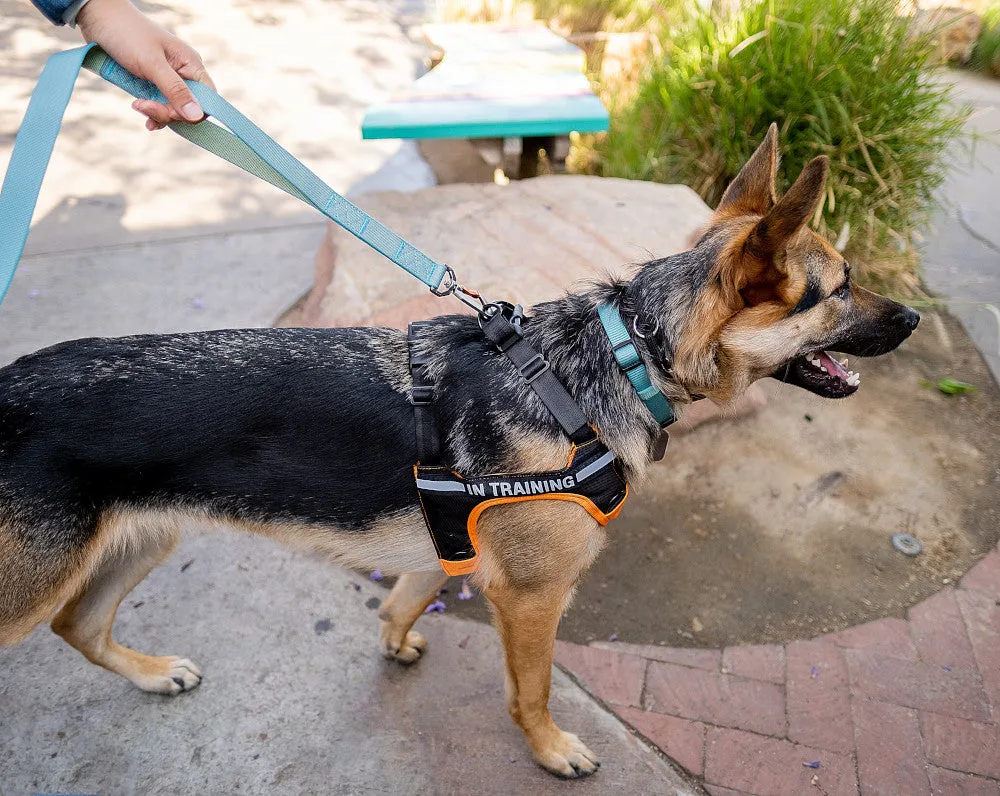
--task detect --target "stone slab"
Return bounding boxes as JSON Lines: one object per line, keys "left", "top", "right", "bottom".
{"left": 294, "top": 175, "right": 713, "bottom": 328}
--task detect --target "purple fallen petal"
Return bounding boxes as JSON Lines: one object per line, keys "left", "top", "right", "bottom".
{"left": 608, "top": 633, "right": 619, "bottom": 642}
{"left": 811, "top": 666, "right": 820, "bottom": 677}
{"left": 351, "top": 583, "right": 361, "bottom": 592}
{"left": 369, "top": 569, "right": 383, "bottom": 582}
{"left": 424, "top": 600, "right": 446, "bottom": 614}
{"left": 803, "top": 761, "right": 821, "bottom": 769}
{"left": 458, "top": 578, "right": 474, "bottom": 600}
{"left": 942, "top": 665, "right": 952, "bottom": 672}
{"left": 190, "top": 298, "right": 205, "bottom": 309}
{"left": 28, "top": 289, "right": 40, "bottom": 298}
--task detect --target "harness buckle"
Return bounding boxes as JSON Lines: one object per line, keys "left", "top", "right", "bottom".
{"left": 410, "top": 385, "right": 434, "bottom": 405}
{"left": 519, "top": 353, "right": 550, "bottom": 383}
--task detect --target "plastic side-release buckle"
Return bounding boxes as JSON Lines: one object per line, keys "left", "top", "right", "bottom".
{"left": 410, "top": 385, "right": 434, "bottom": 405}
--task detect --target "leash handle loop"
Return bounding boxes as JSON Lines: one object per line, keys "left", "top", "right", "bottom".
{"left": 0, "top": 45, "right": 451, "bottom": 306}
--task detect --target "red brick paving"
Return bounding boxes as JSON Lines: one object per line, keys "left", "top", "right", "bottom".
{"left": 722, "top": 644, "right": 786, "bottom": 684}
{"left": 852, "top": 698, "right": 929, "bottom": 795}
{"left": 920, "top": 713, "right": 1000, "bottom": 779}
{"left": 554, "top": 541, "right": 1000, "bottom": 795}
{"left": 823, "top": 617, "right": 919, "bottom": 660}
{"left": 615, "top": 706, "right": 706, "bottom": 776}
{"left": 704, "top": 727, "right": 858, "bottom": 796}
{"left": 927, "top": 766, "right": 1000, "bottom": 795}
{"left": 909, "top": 588, "right": 980, "bottom": 670}
{"left": 551, "top": 641, "right": 645, "bottom": 707}
{"left": 786, "top": 639, "right": 854, "bottom": 753}
{"left": 961, "top": 553, "right": 1000, "bottom": 598}
{"left": 644, "top": 661, "right": 786, "bottom": 736}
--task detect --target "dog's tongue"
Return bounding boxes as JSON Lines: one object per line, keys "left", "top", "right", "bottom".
{"left": 817, "top": 351, "right": 849, "bottom": 379}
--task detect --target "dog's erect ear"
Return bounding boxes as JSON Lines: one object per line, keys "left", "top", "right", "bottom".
{"left": 715, "top": 123, "right": 779, "bottom": 217}
{"left": 746, "top": 156, "right": 830, "bottom": 258}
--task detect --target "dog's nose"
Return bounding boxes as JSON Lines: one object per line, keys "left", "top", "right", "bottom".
{"left": 901, "top": 306, "right": 920, "bottom": 331}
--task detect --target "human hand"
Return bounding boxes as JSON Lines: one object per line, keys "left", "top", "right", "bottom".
{"left": 77, "top": 0, "right": 215, "bottom": 131}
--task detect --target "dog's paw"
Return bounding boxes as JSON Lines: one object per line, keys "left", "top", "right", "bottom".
{"left": 380, "top": 630, "right": 427, "bottom": 665}
{"left": 133, "top": 656, "right": 203, "bottom": 695}
{"left": 533, "top": 731, "right": 600, "bottom": 779}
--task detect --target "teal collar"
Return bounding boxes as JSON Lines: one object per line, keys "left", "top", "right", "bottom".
{"left": 597, "top": 303, "right": 675, "bottom": 428}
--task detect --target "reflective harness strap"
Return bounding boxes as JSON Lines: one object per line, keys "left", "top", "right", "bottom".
{"left": 415, "top": 438, "right": 628, "bottom": 576}
{"left": 0, "top": 45, "right": 450, "bottom": 306}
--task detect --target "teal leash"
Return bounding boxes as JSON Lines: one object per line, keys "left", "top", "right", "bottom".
{"left": 0, "top": 45, "right": 484, "bottom": 310}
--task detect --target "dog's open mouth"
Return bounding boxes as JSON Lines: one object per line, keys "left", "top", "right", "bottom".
{"left": 779, "top": 350, "right": 860, "bottom": 398}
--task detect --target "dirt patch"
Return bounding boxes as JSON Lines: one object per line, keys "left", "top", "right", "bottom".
{"left": 444, "top": 309, "right": 1000, "bottom": 647}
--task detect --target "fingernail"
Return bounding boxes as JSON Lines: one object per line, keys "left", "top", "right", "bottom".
{"left": 131, "top": 100, "right": 141, "bottom": 111}
{"left": 181, "top": 101, "right": 203, "bottom": 122}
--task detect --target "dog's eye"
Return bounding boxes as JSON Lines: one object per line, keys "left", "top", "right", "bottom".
{"left": 833, "top": 281, "right": 850, "bottom": 300}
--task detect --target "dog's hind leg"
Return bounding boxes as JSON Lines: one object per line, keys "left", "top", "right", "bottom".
{"left": 377, "top": 570, "right": 447, "bottom": 664}
{"left": 50, "top": 528, "right": 201, "bottom": 695}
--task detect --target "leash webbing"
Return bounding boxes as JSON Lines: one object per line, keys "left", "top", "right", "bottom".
{"left": 0, "top": 45, "right": 452, "bottom": 306}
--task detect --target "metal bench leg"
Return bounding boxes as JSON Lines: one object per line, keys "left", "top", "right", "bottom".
{"left": 519, "top": 135, "right": 556, "bottom": 179}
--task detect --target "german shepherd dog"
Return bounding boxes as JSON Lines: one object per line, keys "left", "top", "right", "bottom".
{"left": 0, "top": 126, "right": 917, "bottom": 777}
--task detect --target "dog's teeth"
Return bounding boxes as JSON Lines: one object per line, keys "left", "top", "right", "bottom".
{"left": 810, "top": 357, "right": 821, "bottom": 367}
{"left": 846, "top": 373, "right": 860, "bottom": 386}
{"left": 839, "top": 358, "right": 848, "bottom": 367}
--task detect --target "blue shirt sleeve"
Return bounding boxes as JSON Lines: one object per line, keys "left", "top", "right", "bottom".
{"left": 31, "top": 0, "right": 77, "bottom": 25}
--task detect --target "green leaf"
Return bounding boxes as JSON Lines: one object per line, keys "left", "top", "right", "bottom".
{"left": 933, "top": 378, "right": 978, "bottom": 395}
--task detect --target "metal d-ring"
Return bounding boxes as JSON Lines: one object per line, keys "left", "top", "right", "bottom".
{"left": 633, "top": 315, "right": 660, "bottom": 340}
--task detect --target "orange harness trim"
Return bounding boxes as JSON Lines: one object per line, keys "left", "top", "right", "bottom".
{"left": 414, "top": 438, "right": 629, "bottom": 576}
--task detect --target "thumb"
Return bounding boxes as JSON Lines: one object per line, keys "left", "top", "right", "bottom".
{"left": 147, "top": 58, "right": 204, "bottom": 122}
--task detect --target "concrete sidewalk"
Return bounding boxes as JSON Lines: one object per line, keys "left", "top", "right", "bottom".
{"left": 0, "top": 0, "right": 434, "bottom": 364}
{"left": 922, "top": 70, "right": 1000, "bottom": 383}
{"left": 0, "top": 533, "right": 697, "bottom": 795}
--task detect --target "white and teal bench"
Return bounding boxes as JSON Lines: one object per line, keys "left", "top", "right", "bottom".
{"left": 361, "top": 23, "right": 609, "bottom": 178}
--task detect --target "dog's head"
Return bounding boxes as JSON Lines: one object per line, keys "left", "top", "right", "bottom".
{"left": 666, "top": 124, "right": 919, "bottom": 402}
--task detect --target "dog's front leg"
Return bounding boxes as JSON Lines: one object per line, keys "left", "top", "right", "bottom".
{"left": 378, "top": 570, "right": 447, "bottom": 664}
{"left": 487, "top": 583, "right": 600, "bottom": 778}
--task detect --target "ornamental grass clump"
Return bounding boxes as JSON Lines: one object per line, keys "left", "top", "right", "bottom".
{"left": 589, "top": 0, "right": 970, "bottom": 292}
{"left": 972, "top": 2, "right": 1000, "bottom": 77}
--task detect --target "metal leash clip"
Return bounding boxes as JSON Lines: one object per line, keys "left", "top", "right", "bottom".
{"left": 430, "top": 265, "right": 489, "bottom": 313}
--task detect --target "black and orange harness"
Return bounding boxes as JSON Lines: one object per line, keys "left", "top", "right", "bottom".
{"left": 410, "top": 303, "right": 671, "bottom": 575}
